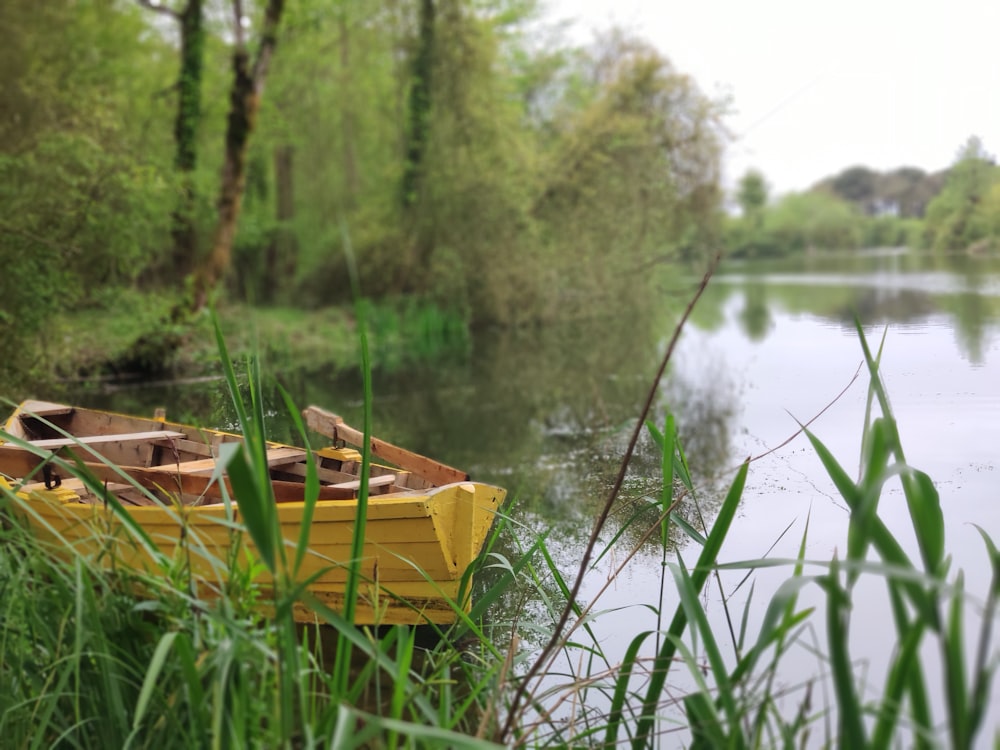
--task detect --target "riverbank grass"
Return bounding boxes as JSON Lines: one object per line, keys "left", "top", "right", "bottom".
{"left": 1, "top": 322, "right": 998, "bottom": 747}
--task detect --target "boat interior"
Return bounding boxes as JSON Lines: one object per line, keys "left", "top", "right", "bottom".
{"left": 1, "top": 400, "right": 436, "bottom": 507}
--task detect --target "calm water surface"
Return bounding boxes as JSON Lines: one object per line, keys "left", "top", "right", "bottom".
{"left": 61, "top": 249, "right": 1000, "bottom": 736}
{"left": 586, "top": 250, "right": 1000, "bottom": 730}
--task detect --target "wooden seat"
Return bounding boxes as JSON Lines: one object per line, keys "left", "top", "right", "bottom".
{"left": 16, "top": 400, "right": 74, "bottom": 418}
{"left": 328, "top": 474, "right": 397, "bottom": 491}
{"left": 164, "top": 446, "right": 308, "bottom": 476}
{"left": 28, "top": 431, "right": 186, "bottom": 450}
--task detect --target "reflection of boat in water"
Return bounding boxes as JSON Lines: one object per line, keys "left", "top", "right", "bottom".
{"left": 0, "top": 400, "right": 506, "bottom": 625}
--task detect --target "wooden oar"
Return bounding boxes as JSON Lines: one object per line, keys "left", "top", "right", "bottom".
{"left": 302, "top": 406, "right": 469, "bottom": 486}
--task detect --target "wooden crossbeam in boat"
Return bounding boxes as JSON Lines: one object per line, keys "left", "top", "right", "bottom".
{"left": 28, "top": 431, "right": 186, "bottom": 449}
{"left": 302, "top": 406, "right": 469, "bottom": 486}
{"left": 267, "top": 459, "right": 387, "bottom": 485}
{"left": 327, "top": 474, "right": 398, "bottom": 491}
{"left": 17, "top": 476, "right": 156, "bottom": 505}
{"left": 163, "top": 446, "right": 308, "bottom": 476}
{"left": 150, "top": 437, "right": 225, "bottom": 457}
{"left": 15, "top": 400, "right": 74, "bottom": 418}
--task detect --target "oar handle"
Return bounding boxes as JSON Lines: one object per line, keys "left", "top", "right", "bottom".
{"left": 302, "top": 406, "right": 469, "bottom": 486}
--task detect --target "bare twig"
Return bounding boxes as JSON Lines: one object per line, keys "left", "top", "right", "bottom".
{"left": 500, "top": 255, "right": 720, "bottom": 742}
{"left": 136, "top": 0, "right": 181, "bottom": 20}
{"left": 746, "top": 361, "right": 863, "bottom": 467}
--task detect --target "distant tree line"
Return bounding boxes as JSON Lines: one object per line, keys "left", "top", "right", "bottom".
{"left": 726, "top": 135, "right": 1000, "bottom": 258}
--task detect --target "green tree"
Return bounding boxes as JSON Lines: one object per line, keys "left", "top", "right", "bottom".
{"left": 526, "top": 30, "right": 724, "bottom": 315}
{"left": 0, "top": 0, "right": 175, "bottom": 383}
{"left": 736, "top": 169, "right": 768, "bottom": 215}
{"left": 765, "top": 191, "right": 861, "bottom": 252}
{"left": 924, "top": 136, "right": 1000, "bottom": 251}
{"left": 728, "top": 169, "right": 779, "bottom": 258}
{"left": 826, "top": 165, "right": 878, "bottom": 213}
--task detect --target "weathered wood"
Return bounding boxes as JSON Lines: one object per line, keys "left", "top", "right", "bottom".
{"left": 2, "top": 444, "right": 398, "bottom": 505}
{"left": 13, "top": 400, "right": 74, "bottom": 418}
{"left": 4, "top": 398, "right": 507, "bottom": 626}
{"left": 302, "top": 406, "right": 469, "bottom": 486}
{"left": 151, "top": 436, "right": 237, "bottom": 458}
{"left": 270, "top": 460, "right": 364, "bottom": 485}
{"left": 28, "top": 431, "right": 186, "bottom": 449}
{"left": 328, "top": 474, "right": 397, "bottom": 491}
{"left": 160, "top": 446, "right": 306, "bottom": 476}
{"left": 2, "top": 454, "right": 359, "bottom": 504}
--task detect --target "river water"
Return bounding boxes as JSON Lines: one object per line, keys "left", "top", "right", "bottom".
{"left": 62, "top": 248, "right": 1000, "bottom": 739}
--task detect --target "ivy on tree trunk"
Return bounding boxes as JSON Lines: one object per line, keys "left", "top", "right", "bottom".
{"left": 172, "top": 0, "right": 204, "bottom": 277}
{"left": 401, "top": 0, "right": 435, "bottom": 210}
{"left": 137, "top": 0, "right": 205, "bottom": 279}
{"left": 192, "top": 0, "right": 286, "bottom": 311}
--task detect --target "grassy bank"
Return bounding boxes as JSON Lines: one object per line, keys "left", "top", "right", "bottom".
{"left": 2, "top": 319, "right": 998, "bottom": 747}
{"left": 37, "top": 290, "right": 469, "bottom": 390}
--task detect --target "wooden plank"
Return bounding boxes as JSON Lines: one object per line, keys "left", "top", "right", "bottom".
{"left": 151, "top": 437, "right": 216, "bottom": 457}
{"left": 302, "top": 406, "right": 469, "bottom": 487}
{"left": 52, "top": 461, "right": 358, "bottom": 503}
{"left": 29, "top": 431, "right": 186, "bottom": 449}
{"left": 0, "top": 445, "right": 53, "bottom": 478}
{"left": 328, "top": 474, "right": 397, "bottom": 491}
{"left": 15, "top": 400, "right": 75, "bottom": 417}
{"left": 270, "top": 461, "right": 360, "bottom": 484}
{"left": 19, "top": 477, "right": 89, "bottom": 494}
{"left": 264, "top": 446, "right": 309, "bottom": 467}
{"left": 164, "top": 447, "right": 307, "bottom": 476}
{"left": 72, "top": 411, "right": 171, "bottom": 438}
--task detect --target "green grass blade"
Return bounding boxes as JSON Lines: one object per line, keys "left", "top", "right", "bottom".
{"left": 632, "top": 460, "right": 748, "bottom": 749}
{"left": 685, "top": 691, "right": 729, "bottom": 749}
{"left": 212, "top": 312, "right": 251, "bottom": 437}
{"left": 671, "top": 510, "right": 707, "bottom": 546}
{"left": 216, "top": 441, "right": 274, "bottom": 572}
{"left": 669, "top": 558, "right": 741, "bottom": 733}
{"left": 849, "top": 417, "right": 891, "bottom": 582}
{"left": 603, "top": 630, "right": 655, "bottom": 749}
{"left": 465, "top": 534, "right": 549, "bottom": 629}
{"left": 871, "top": 611, "right": 925, "bottom": 749}
{"left": 944, "top": 571, "right": 969, "bottom": 749}
{"left": 277, "top": 385, "right": 320, "bottom": 577}
{"left": 729, "top": 576, "right": 814, "bottom": 685}
{"left": 806, "top": 428, "right": 937, "bottom": 625}
{"left": 819, "top": 557, "right": 866, "bottom": 747}
{"left": 968, "top": 525, "right": 1000, "bottom": 741}
{"left": 903, "top": 469, "right": 945, "bottom": 576}
{"left": 130, "top": 631, "right": 179, "bottom": 735}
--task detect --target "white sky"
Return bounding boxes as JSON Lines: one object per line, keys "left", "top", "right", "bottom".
{"left": 544, "top": 0, "right": 1000, "bottom": 195}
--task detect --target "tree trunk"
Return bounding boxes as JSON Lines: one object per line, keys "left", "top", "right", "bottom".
{"left": 192, "top": 0, "right": 286, "bottom": 311}
{"left": 170, "top": 0, "right": 204, "bottom": 277}
{"left": 265, "top": 143, "right": 296, "bottom": 303}
{"left": 400, "top": 0, "right": 434, "bottom": 210}
{"left": 137, "top": 0, "right": 205, "bottom": 281}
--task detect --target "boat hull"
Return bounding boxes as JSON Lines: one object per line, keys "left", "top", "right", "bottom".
{"left": 1, "top": 401, "right": 505, "bottom": 625}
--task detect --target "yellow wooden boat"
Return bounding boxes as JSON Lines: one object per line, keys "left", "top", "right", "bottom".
{"left": 0, "top": 400, "right": 505, "bottom": 625}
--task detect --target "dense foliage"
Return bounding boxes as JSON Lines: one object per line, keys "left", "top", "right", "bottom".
{"left": 923, "top": 136, "right": 1000, "bottom": 253}
{"left": 0, "top": 0, "right": 726, "bottom": 386}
